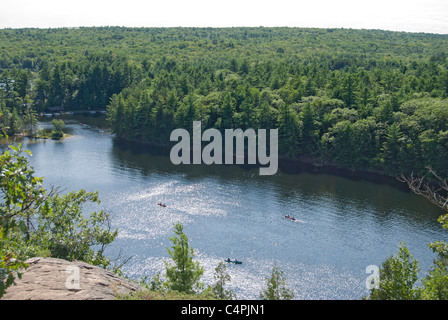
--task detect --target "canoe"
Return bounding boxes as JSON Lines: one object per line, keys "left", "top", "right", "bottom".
{"left": 224, "top": 259, "right": 242, "bottom": 265}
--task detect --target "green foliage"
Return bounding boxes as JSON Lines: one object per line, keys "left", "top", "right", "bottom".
{"left": 0, "top": 249, "right": 27, "bottom": 298}
{"left": 2, "top": 26, "right": 448, "bottom": 300}
{"left": 421, "top": 258, "right": 448, "bottom": 300}
{"left": 369, "top": 242, "right": 421, "bottom": 300}
{"left": 87, "top": 27, "right": 447, "bottom": 183}
{"left": 164, "top": 222, "right": 204, "bottom": 294}
{"left": 1, "top": 27, "right": 448, "bottom": 181}
{"left": 0, "top": 144, "right": 118, "bottom": 297}
{"left": 23, "top": 104, "right": 38, "bottom": 136}
{"left": 277, "top": 102, "right": 301, "bottom": 157}
{"left": 32, "top": 190, "right": 118, "bottom": 268}
{"left": 0, "top": 145, "right": 43, "bottom": 296}
{"left": 259, "top": 263, "right": 294, "bottom": 300}
{"left": 381, "top": 122, "right": 404, "bottom": 173}
{"left": 0, "top": 145, "right": 46, "bottom": 239}
{"left": 147, "top": 224, "right": 236, "bottom": 299}
{"left": 51, "top": 119, "right": 65, "bottom": 139}
{"left": 422, "top": 214, "right": 448, "bottom": 299}
{"left": 369, "top": 224, "right": 448, "bottom": 300}
{"left": 211, "top": 262, "right": 236, "bottom": 300}
{"left": 116, "top": 288, "right": 216, "bottom": 300}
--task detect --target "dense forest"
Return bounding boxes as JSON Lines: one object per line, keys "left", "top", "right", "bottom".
{"left": 1, "top": 26, "right": 448, "bottom": 187}
{"left": 1, "top": 26, "right": 448, "bottom": 301}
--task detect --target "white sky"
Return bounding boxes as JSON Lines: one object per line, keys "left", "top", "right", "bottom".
{"left": 0, "top": 0, "right": 447, "bottom": 34}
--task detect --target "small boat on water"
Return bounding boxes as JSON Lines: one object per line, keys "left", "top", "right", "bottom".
{"left": 285, "top": 215, "right": 296, "bottom": 221}
{"left": 224, "top": 258, "right": 242, "bottom": 265}
{"left": 157, "top": 202, "right": 167, "bottom": 207}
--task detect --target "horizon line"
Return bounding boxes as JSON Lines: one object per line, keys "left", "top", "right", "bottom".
{"left": 0, "top": 25, "right": 447, "bottom": 36}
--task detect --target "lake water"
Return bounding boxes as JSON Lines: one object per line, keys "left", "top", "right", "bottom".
{"left": 2, "top": 115, "right": 447, "bottom": 300}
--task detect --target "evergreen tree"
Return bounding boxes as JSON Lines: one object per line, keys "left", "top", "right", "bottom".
{"left": 341, "top": 74, "right": 357, "bottom": 108}
{"left": 175, "top": 94, "right": 198, "bottom": 132}
{"left": 260, "top": 263, "right": 294, "bottom": 300}
{"left": 164, "top": 223, "right": 204, "bottom": 294}
{"left": 23, "top": 105, "right": 37, "bottom": 136}
{"left": 300, "top": 102, "right": 317, "bottom": 154}
{"left": 211, "top": 262, "right": 236, "bottom": 300}
{"left": 382, "top": 122, "right": 403, "bottom": 172}
{"left": 220, "top": 92, "right": 235, "bottom": 131}
{"left": 277, "top": 102, "right": 300, "bottom": 157}
{"left": 368, "top": 242, "right": 421, "bottom": 300}
{"left": 257, "top": 100, "right": 274, "bottom": 130}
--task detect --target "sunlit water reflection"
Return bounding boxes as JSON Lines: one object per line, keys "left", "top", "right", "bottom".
{"left": 2, "top": 116, "right": 446, "bottom": 299}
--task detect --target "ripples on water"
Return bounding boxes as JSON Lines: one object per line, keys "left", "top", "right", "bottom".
{"left": 2, "top": 118, "right": 447, "bottom": 300}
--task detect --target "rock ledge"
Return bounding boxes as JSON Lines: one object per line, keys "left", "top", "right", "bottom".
{"left": 2, "top": 257, "right": 142, "bottom": 300}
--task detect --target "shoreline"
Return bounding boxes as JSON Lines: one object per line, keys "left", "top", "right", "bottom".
{"left": 6, "top": 132, "right": 70, "bottom": 141}
{"left": 0, "top": 126, "right": 412, "bottom": 195}
{"left": 113, "top": 135, "right": 408, "bottom": 192}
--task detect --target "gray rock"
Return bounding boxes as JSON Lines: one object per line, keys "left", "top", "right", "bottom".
{"left": 2, "top": 257, "right": 142, "bottom": 300}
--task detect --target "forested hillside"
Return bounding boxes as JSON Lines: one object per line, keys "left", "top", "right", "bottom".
{"left": 1, "top": 27, "right": 448, "bottom": 183}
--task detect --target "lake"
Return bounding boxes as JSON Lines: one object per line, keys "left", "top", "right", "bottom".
{"left": 2, "top": 115, "right": 447, "bottom": 300}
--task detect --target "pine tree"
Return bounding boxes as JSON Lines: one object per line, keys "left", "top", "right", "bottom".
{"left": 300, "top": 102, "right": 316, "bottom": 154}
{"left": 175, "top": 94, "right": 198, "bottom": 132}
{"left": 220, "top": 92, "right": 235, "bottom": 131}
{"left": 260, "top": 263, "right": 294, "bottom": 300}
{"left": 164, "top": 223, "right": 204, "bottom": 294}
{"left": 341, "top": 74, "right": 357, "bottom": 108}
{"left": 211, "top": 262, "right": 236, "bottom": 299}
{"left": 382, "top": 122, "right": 403, "bottom": 172}
{"left": 23, "top": 105, "right": 37, "bottom": 136}
{"left": 277, "top": 102, "right": 300, "bottom": 157}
